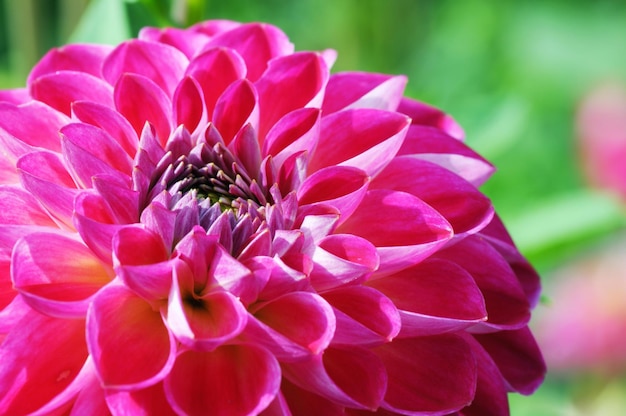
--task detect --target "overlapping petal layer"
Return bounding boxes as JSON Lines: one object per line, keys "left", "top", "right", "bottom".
{"left": 0, "top": 19, "right": 544, "bottom": 415}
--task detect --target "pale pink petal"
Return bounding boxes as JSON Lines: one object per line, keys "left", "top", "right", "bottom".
{"left": 323, "top": 72, "right": 407, "bottom": 114}
{"left": 103, "top": 39, "right": 188, "bottom": 96}
{"left": 12, "top": 232, "right": 111, "bottom": 318}
{"left": 375, "top": 335, "right": 476, "bottom": 415}
{"left": 30, "top": 71, "right": 114, "bottom": 116}
{"left": 337, "top": 189, "right": 453, "bottom": 275}
{"left": 87, "top": 284, "right": 176, "bottom": 389}
{"left": 114, "top": 73, "right": 173, "bottom": 146}
{"left": 368, "top": 259, "right": 487, "bottom": 336}
{"left": 282, "top": 346, "right": 387, "bottom": 410}
{"left": 308, "top": 108, "right": 409, "bottom": 177}
{"left": 164, "top": 345, "right": 281, "bottom": 416}
{"left": 256, "top": 52, "right": 328, "bottom": 138}
{"left": 323, "top": 285, "right": 401, "bottom": 346}
{"left": 0, "top": 88, "right": 29, "bottom": 104}
{"left": 205, "top": 22, "right": 294, "bottom": 82}
{"left": 309, "top": 234, "right": 379, "bottom": 291}
{"left": 473, "top": 328, "right": 546, "bottom": 395}
{"left": 0, "top": 310, "right": 87, "bottom": 415}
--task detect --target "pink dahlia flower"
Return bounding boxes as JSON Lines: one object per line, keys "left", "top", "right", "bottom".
{"left": 0, "top": 20, "right": 544, "bottom": 415}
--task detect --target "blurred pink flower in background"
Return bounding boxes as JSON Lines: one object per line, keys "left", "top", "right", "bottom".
{"left": 536, "top": 236, "right": 626, "bottom": 374}
{"left": 577, "top": 81, "right": 626, "bottom": 199}
{"left": 0, "top": 20, "right": 545, "bottom": 415}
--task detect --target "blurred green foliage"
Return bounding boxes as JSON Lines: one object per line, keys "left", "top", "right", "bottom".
{"left": 2, "top": 1, "right": 626, "bottom": 413}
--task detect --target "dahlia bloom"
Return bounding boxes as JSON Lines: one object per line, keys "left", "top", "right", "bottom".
{"left": 0, "top": 20, "right": 545, "bottom": 415}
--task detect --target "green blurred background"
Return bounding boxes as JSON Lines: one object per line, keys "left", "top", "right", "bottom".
{"left": 2, "top": 0, "right": 626, "bottom": 414}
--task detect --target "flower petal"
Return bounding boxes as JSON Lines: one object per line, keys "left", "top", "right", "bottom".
{"left": 435, "top": 236, "right": 530, "bottom": 331}
{"left": 282, "top": 346, "right": 387, "bottom": 410}
{"left": 323, "top": 72, "right": 407, "bottom": 114}
{"left": 173, "top": 76, "right": 205, "bottom": 135}
{"left": 213, "top": 79, "right": 258, "bottom": 145}
{"left": 256, "top": 52, "right": 328, "bottom": 138}
{"left": 245, "top": 291, "right": 335, "bottom": 360}
{"left": 323, "top": 285, "right": 400, "bottom": 346}
{"left": 12, "top": 232, "right": 111, "bottom": 318}
{"left": 398, "top": 97, "right": 464, "bottom": 140}
{"left": 0, "top": 101, "right": 68, "bottom": 152}
{"left": 375, "top": 335, "right": 476, "bottom": 415}
{"left": 27, "top": 44, "right": 112, "bottom": 84}
{"left": 30, "top": 71, "right": 113, "bottom": 116}
{"left": 368, "top": 259, "right": 487, "bottom": 336}
{"left": 103, "top": 39, "right": 188, "bottom": 97}
{"left": 114, "top": 73, "right": 173, "bottom": 146}
{"left": 106, "top": 382, "right": 177, "bottom": 416}
{"left": 263, "top": 107, "right": 320, "bottom": 169}
{"left": 337, "top": 189, "right": 453, "bottom": 275}
{"left": 309, "top": 234, "right": 379, "bottom": 291}
{"left": 473, "top": 327, "right": 546, "bottom": 395}
{"left": 309, "top": 108, "right": 409, "bottom": 177}
{"left": 87, "top": 284, "right": 176, "bottom": 389}
{"left": 206, "top": 22, "right": 294, "bottom": 82}
{"left": 164, "top": 345, "right": 281, "bottom": 416}
{"left": 0, "top": 185, "right": 55, "bottom": 226}
{"left": 0, "top": 310, "right": 87, "bottom": 415}
{"left": 371, "top": 156, "right": 494, "bottom": 235}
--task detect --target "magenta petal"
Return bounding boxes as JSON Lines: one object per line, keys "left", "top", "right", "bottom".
{"left": 309, "top": 108, "right": 410, "bottom": 177}
{"left": 164, "top": 345, "right": 281, "bottom": 416}
{"left": 30, "top": 71, "right": 113, "bottom": 116}
{"left": 0, "top": 310, "right": 87, "bottom": 415}
{"left": 280, "top": 379, "right": 345, "bottom": 416}
{"left": 61, "top": 123, "right": 133, "bottom": 175}
{"left": 368, "top": 259, "right": 487, "bottom": 336}
{"left": 87, "top": 284, "right": 175, "bottom": 389}
{"left": 27, "top": 44, "right": 113, "bottom": 84}
{"left": 372, "top": 156, "right": 494, "bottom": 235}
{"left": 103, "top": 39, "right": 188, "bottom": 96}
{"left": 282, "top": 346, "right": 387, "bottom": 410}
{"left": 114, "top": 73, "right": 173, "bottom": 146}
{"left": 398, "top": 97, "right": 465, "bottom": 140}
{"left": 323, "top": 286, "right": 401, "bottom": 346}
{"left": 74, "top": 192, "right": 123, "bottom": 265}
{"left": 323, "top": 72, "right": 407, "bottom": 114}
{"left": 298, "top": 166, "right": 369, "bottom": 226}
{"left": 436, "top": 236, "right": 530, "bottom": 330}
{"left": 12, "top": 232, "right": 111, "bottom": 318}
{"left": 0, "top": 185, "right": 55, "bottom": 226}
{"left": 263, "top": 107, "right": 320, "bottom": 169}
{"left": 473, "top": 327, "right": 546, "bottom": 395}
{"left": 106, "top": 382, "right": 177, "bottom": 416}
{"left": 173, "top": 76, "right": 205, "bottom": 134}
{"left": 213, "top": 79, "right": 258, "bottom": 145}
{"left": 71, "top": 100, "right": 138, "bottom": 156}
{"left": 206, "top": 22, "right": 294, "bottom": 82}
{"left": 0, "top": 101, "right": 68, "bottom": 151}
{"left": 93, "top": 176, "right": 139, "bottom": 224}
{"left": 167, "top": 261, "right": 247, "bottom": 350}
{"left": 248, "top": 291, "right": 335, "bottom": 359}
{"left": 17, "top": 150, "right": 77, "bottom": 228}
{"left": 375, "top": 335, "right": 477, "bottom": 415}
{"left": 337, "top": 189, "right": 453, "bottom": 275}
{"left": 185, "top": 47, "right": 246, "bottom": 117}
{"left": 0, "top": 88, "right": 29, "bottom": 104}
{"left": 256, "top": 52, "right": 328, "bottom": 138}
{"left": 310, "top": 234, "right": 379, "bottom": 291}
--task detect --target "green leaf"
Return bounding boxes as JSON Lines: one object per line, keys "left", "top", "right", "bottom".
{"left": 69, "top": 0, "right": 132, "bottom": 44}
